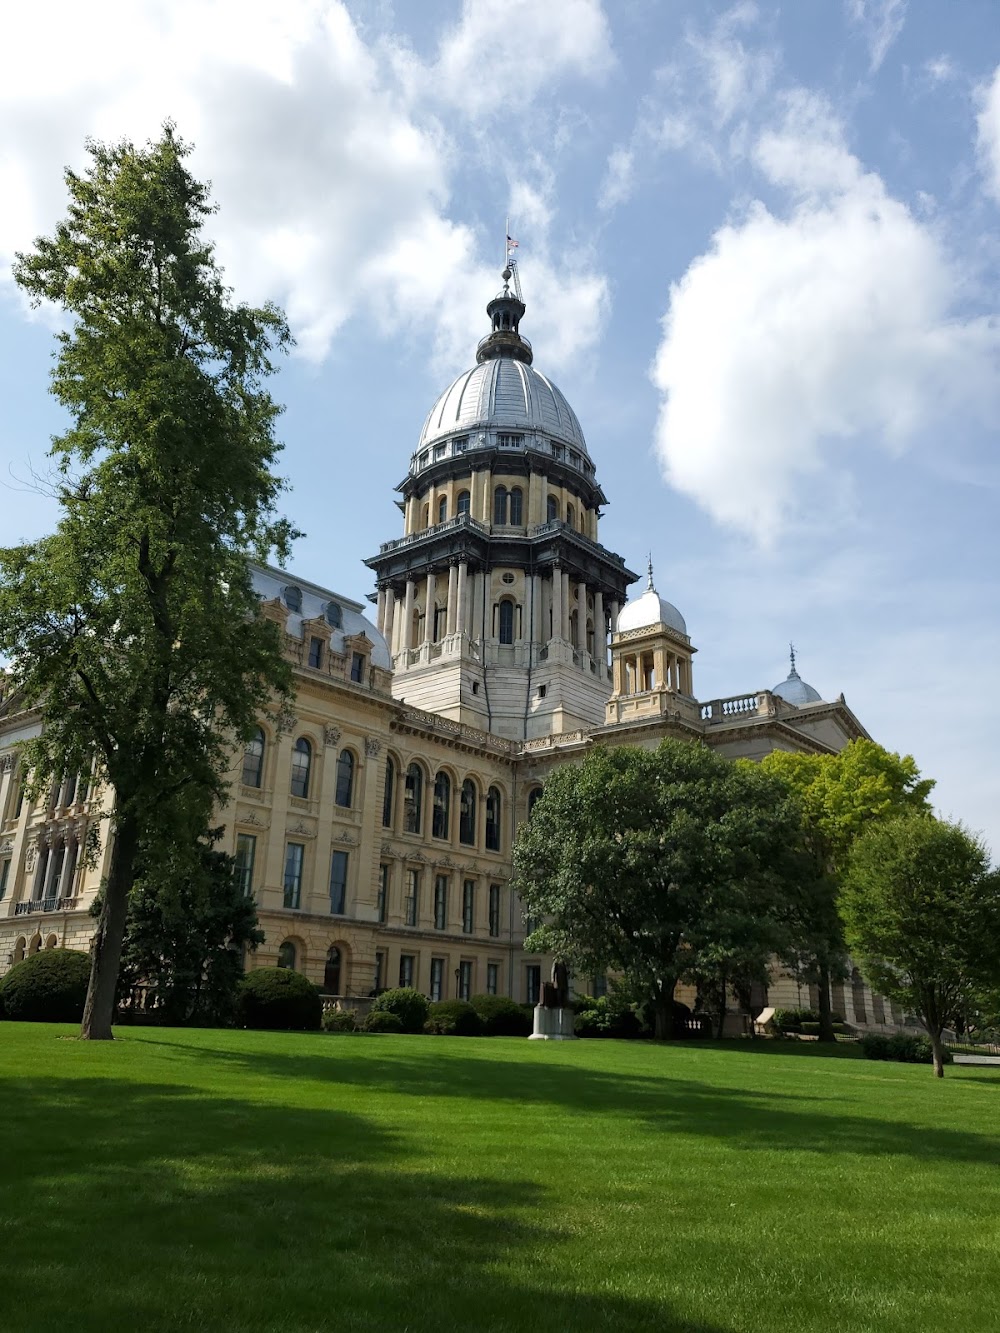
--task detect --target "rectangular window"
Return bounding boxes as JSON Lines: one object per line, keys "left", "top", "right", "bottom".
{"left": 454, "top": 436, "right": 468, "bottom": 453}
{"left": 377, "top": 864, "right": 389, "bottom": 923}
{"left": 486, "top": 962, "right": 499, "bottom": 996}
{"left": 526, "top": 964, "right": 541, "bottom": 1007}
{"left": 329, "top": 850, "right": 349, "bottom": 915}
{"left": 283, "top": 842, "right": 304, "bottom": 910}
{"left": 399, "top": 953, "right": 415, "bottom": 988}
{"left": 405, "top": 869, "right": 420, "bottom": 927}
{"left": 497, "top": 433, "right": 523, "bottom": 448}
{"left": 433, "top": 443, "right": 446, "bottom": 460}
{"left": 350, "top": 652, "right": 365, "bottom": 683}
{"left": 462, "top": 879, "right": 475, "bottom": 935}
{"left": 234, "top": 834, "right": 256, "bottom": 897}
{"left": 430, "top": 957, "right": 444, "bottom": 1002}
{"left": 0, "top": 859, "right": 10, "bottom": 902}
{"left": 459, "top": 960, "right": 472, "bottom": 1001}
{"left": 308, "top": 636, "right": 323, "bottom": 669}
{"left": 433, "top": 874, "right": 448, "bottom": 930}
{"left": 592, "top": 974, "right": 608, "bottom": 999}
{"left": 489, "top": 884, "right": 501, "bottom": 938}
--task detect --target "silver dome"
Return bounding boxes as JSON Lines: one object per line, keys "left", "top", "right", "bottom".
{"left": 417, "top": 357, "right": 589, "bottom": 458}
{"left": 772, "top": 653, "right": 822, "bottom": 706}
{"left": 616, "top": 561, "right": 687, "bottom": 636}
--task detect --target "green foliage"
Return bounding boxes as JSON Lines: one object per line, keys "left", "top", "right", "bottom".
{"left": 236, "top": 968, "right": 321, "bottom": 1032}
{"left": 362, "top": 1010, "right": 404, "bottom": 1034}
{"left": 772, "top": 1008, "right": 819, "bottom": 1032}
{"left": 860, "top": 1032, "right": 952, "bottom": 1065}
{"left": 573, "top": 996, "right": 644, "bottom": 1039}
{"left": 1, "top": 126, "right": 296, "bottom": 1037}
{"left": 469, "top": 994, "right": 532, "bottom": 1036}
{"left": 0, "top": 949, "right": 92, "bottom": 1022}
{"left": 370, "top": 987, "right": 429, "bottom": 1034}
{"left": 842, "top": 816, "right": 1000, "bottom": 1075}
{"left": 322, "top": 1008, "right": 359, "bottom": 1034}
{"left": 113, "top": 829, "right": 264, "bottom": 1026}
{"left": 425, "top": 1000, "right": 482, "bottom": 1036}
{"left": 513, "top": 739, "right": 805, "bottom": 1039}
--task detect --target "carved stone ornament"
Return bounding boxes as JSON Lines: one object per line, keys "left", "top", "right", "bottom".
{"left": 324, "top": 726, "right": 342, "bottom": 748}
{"left": 289, "top": 820, "right": 317, "bottom": 839}
{"left": 25, "top": 845, "right": 37, "bottom": 874}
{"left": 0, "top": 840, "right": 13, "bottom": 857}
{"left": 338, "top": 831, "right": 356, "bottom": 845}
{"left": 380, "top": 842, "right": 393, "bottom": 856}
{"left": 276, "top": 707, "right": 297, "bottom": 736}
{"left": 0, "top": 754, "right": 14, "bottom": 774}
{"left": 364, "top": 736, "right": 381, "bottom": 758}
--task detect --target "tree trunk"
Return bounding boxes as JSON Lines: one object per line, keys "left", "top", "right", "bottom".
{"left": 80, "top": 811, "right": 140, "bottom": 1040}
{"left": 929, "top": 1028, "right": 946, "bottom": 1078}
{"left": 652, "top": 978, "right": 676, "bottom": 1041}
{"left": 817, "top": 962, "right": 836, "bottom": 1043}
{"left": 715, "top": 975, "right": 727, "bottom": 1040}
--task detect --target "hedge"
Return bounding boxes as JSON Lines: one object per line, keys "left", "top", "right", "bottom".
{"left": 860, "top": 1031, "right": 951, "bottom": 1065}
{"left": 470, "top": 994, "right": 532, "bottom": 1037}
{"left": 363, "top": 1010, "right": 404, "bottom": 1034}
{"left": 369, "top": 987, "right": 429, "bottom": 1033}
{"left": 425, "top": 1000, "right": 482, "bottom": 1036}
{"left": 322, "top": 1008, "right": 358, "bottom": 1034}
{"left": 237, "top": 968, "right": 322, "bottom": 1031}
{"left": 0, "top": 949, "right": 91, "bottom": 1022}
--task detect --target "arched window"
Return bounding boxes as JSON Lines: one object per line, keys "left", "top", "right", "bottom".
{"left": 13, "top": 936, "right": 26, "bottom": 965}
{"left": 498, "top": 600, "right": 515, "bottom": 645}
{"left": 509, "top": 488, "right": 523, "bottom": 525}
{"left": 283, "top": 585, "right": 302, "bottom": 613}
{"left": 457, "top": 490, "right": 470, "bottom": 515}
{"left": 324, "top": 946, "right": 342, "bottom": 994}
{"left": 547, "top": 495, "right": 558, "bottom": 522}
{"left": 383, "top": 757, "right": 395, "bottom": 828}
{"left": 326, "top": 601, "right": 343, "bottom": 628}
{"left": 527, "top": 786, "right": 544, "bottom": 815}
{"left": 437, "top": 495, "right": 447, "bottom": 524}
{"left": 485, "top": 786, "right": 502, "bottom": 852}
{"left": 404, "top": 764, "right": 423, "bottom": 834}
{"left": 277, "top": 941, "right": 297, "bottom": 970}
{"left": 45, "top": 934, "right": 58, "bottom": 950}
{"left": 335, "top": 750, "right": 354, "bottom": 808}
{"left": 242, "top": 728, "right": 265, "bottom": 788}
{"left": 459, "top": 779, "right": 477, "bottom": 845}
{"left": 422, "top": 504, "right": 429, "bottom": 529}
{"left": 493, "top": 486, "right": 508, "bottom": 525}
{"left": 290, "top": 738, "right": 311, "bottom": 799}
{"left": 432, "top": 771, "right": 451, "bottom": 840}
{"left": 566, "top": 503, "right": 575, "bottom": 528}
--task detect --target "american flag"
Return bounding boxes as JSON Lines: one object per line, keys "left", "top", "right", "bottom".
{"left": 506, "top": 235, "right": 519, "bottom": 250}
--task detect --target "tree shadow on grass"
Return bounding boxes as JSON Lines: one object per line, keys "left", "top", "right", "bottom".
{"left": 0, "top": 1076, "right": 724, "bottom": 1333}
{"left": 136, "top": 1034, "right": 1000, "bottom": 1170}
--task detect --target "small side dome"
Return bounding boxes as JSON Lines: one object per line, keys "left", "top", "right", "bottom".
{"left": 772, "top": 646, "right": 822, "bottom": 705}
{"left": 616, "top": 559, "right": 687, "bottom": 636}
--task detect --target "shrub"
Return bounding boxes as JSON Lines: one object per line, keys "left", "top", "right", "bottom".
{"left": 369, "top": 987, "right": 429, "bottom": 1034}
{"left": 860, "top": 1031, "right": 952, "bottom": 1064}
{"left": 425, "top": 1000, "right": 482, "bottom": 1036}
{"left": 573, "top": 996, "right": 643, "bottom": 1039}
{"left": 236, "top": 968, "right": 322, "bottom": 1031}
{"left": 772, "top": 1007, "right": 820, "bottom": 1033}
{"left": 322, "top": 1007, "right": 358, "bottom": 1034}
{"left": 0, "top": 949, "right": 91, "bottom": 1022}
{"left": 470, "top": 994, "right": 532, "bottom": 1037}
{"left": 363, "top": 1010, "right": 404, "bottom": 1034}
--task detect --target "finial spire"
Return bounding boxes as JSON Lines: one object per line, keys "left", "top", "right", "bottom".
{"left": 647, "top": 554, "right": 655, "bottom": 591}
{"left": 789, "top": 641, "right": 799, "bottom": 677}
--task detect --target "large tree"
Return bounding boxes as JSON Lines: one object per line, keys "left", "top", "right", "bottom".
{"left": 761, "top": 740, "right": 934, "bottom": 1040}
{"left": 0, "top": 127, "right": 295, "bottom": 1038}
{"left": 841, "top": 816, "right": 1000, "bottom": 1076}
{"left": 511, "top": 739, "right": 805, "bottom": 1039}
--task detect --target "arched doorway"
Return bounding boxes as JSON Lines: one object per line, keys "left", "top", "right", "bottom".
{"left": 324, "top": 946, "right": 343, "bottom": 995}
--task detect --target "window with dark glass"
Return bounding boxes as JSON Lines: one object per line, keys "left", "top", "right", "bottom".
{"left": 485, "top": 787, "right": 501, "bottom": 851}
{"left": 375, "top": 951, "right": 385, "bottom": 991}
{"left": 430, "top": 957, "right": 444, "bottom": 1002}
{"left": 459, "top": 960, "right": 472, "bottom": 1001}
{"left": 489, "top": 884, "right": 501, "bottom": 938}
{"left": 329, "top": 850, "right": 349, "bottom": 914}
{"left": 290, "top": 738, "right": 311, "bottom": 799}
{"left": 377, "top": 864, "right": 389, "bottom": 923}
{"left": 493, "top": 486, "right": 508, "bottom": 525}
{"left": 0, "top": 859, "right": 10, "bottom": 902}
{"left": 509, "top": 487, "right": 523, "bottom": 525}
{"left": 326, "top": 600, "right": 343, "bottom": 628}
{"left": 526, "top": 964, "right": 541, "bottom": 1007}
{"left": 462, "top": 880, "right": 475, "bottom": 934}
{"left": 437, "top": 495, "right": 447, "bottom": 523}
{"left": 432, "top": 771, "right": 451, "bottom": 839}
{"left": 399, "top": 954, "right": 415, "bottom": 988}
{"left": 457, "top": 490, "right": 470, "bottom": 514}
{"left": 283, "top": 843, "right": 304, "bottom": 909}
{"left": 324, "top": 946, "right": 342, "bottom": 994}
{"left": 234, "top": 834, "right": 256, "bottom": 897}
{"left": 308, "top": 636, "right": 323, "bottom": 669}
{"left": 433, "top": 875, "right": 448, "bottom": 930}
{"left": 550, "top": 442, "right": 564, "bottom": 460}
{"left": 486, "top": 962, "right": 499, "bottom": 995}
{"left": 566, "top": 503, "right": 575, "bottom": 527}
{"left": 335, "top": 750, "right": 354, "bottom": 808}
{"left": 498, "top": 433, "right": 523, "bottom": 448}
{"left": 350, "top": 652, "right": 365, "bottom": 683}
{"left": 242, "top": 728, "right": 265, "bottom": 788}
{"left": 592, "top": 974, "right": 608, "bottom": 999}
{"left": 405, "top": 869, "right": 420, "bottom": 926}
{"left": 498, "top": 601, "right": 515, "bottom": 645}
{"left": 459, "top": 780, "right": 476, "bottom": 845}
{"left": 277, "top": 940, "right": 297, "bottom": 970}
{"left": 383, "top": 758, "right": 395, "bottom": 828}
{"left": 404, "top": 764, "right": 423, "bottom": 833}
{"left": 546, "top": 495, "right": 558, "bottom": 522}
{"left": 283, "top": 585, "right": 302, "bottom": 613}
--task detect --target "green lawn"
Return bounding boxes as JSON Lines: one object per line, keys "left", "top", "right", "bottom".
{"left": 1, "top": 1027, "right": 998, "bottom": 1332}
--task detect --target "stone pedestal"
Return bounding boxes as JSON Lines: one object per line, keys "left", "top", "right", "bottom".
{"left": 528, "top": 1005, "right": 577, "bottom": 1040}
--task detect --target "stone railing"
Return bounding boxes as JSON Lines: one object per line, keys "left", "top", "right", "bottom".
{"left": 378, "top": 514, "right": 489, "bottom": 555}
{"left": 700, "top": 691, "right": 776, "bottom": 722}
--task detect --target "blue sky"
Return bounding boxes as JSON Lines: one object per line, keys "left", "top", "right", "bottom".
{"left": 1, "top": 0, "right": 998, "bottom": 854}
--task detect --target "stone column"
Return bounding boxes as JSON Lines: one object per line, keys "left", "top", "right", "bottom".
{"left": 383, "top": 590, "right": 395, "bottom": 651}
{"left": 561, "top": 571, "right": 571, "bottom": 641}
{"left": 402, "top": 580, "right": 416, "bottom": 652}
{"left": 424, "top": 571, "right": 437, "bottom": 646}
{"left": 58, "top": 839, "right": 78, "bottom": 900}
{"left": 376, "top": 587, "right": 387, "bottom": 634}
{"left": 593, "top": 590, "right": 605, "bottom": 665}
{"left": 456, "top": 561, "right": 469, "bottom": 636}
{"left": 446, "top": 564, "right": 458, "bottom": 635}
{"left": 576, "top": 583, "right": 587, "bottom": 653}
{"left": 610, "top": 600, "right": 620, "bottom": 636}
{"left": 531, "top": 574, "right": 542, "bottom": 643}
{"left": 550, "top": 566, "right": 562, "bottom": 644}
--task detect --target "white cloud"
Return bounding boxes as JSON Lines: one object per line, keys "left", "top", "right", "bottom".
{"left": 0, "top": 0, "right": 611, "bottom": 374}
{"left": 846, "top": 0, "right": 907, "bottom": 73}
{"left": 651, "top": 97, "right": 999, "bottom": 543}
{"left": 976, "top": 64, "right": 1000, "bottom": 202}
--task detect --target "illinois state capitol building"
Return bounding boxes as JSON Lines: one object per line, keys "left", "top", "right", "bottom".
{"left": 0, "top": 272, "right": 900, "bottom": 1028}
